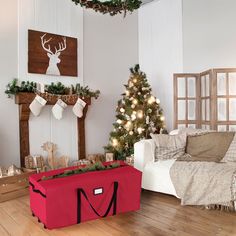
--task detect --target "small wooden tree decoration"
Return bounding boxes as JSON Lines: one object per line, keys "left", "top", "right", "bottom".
{"left": 42, "top": 142, "right": 57, "bottom": 170}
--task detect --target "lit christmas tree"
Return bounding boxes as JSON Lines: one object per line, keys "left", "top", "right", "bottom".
{"left": 105, "top": 65, "right": 165, "bottom": 160}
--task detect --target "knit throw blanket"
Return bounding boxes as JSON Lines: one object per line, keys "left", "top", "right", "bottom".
{"left": 170, "top": 161, "right": 236, "bottom": 211}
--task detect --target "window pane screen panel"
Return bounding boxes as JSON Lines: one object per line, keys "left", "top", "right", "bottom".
{"left": 188, "top": 124, "right": 196, "bottom": 128}
{"left": 178, "top": 124, "right": 186, "bottom": 129}
{"left": 205, "top": 75, "right": 210, "bottom": 96}
{"left": 218, "top": 125, "right": 227, "bottom": 131}
{"left": 178, "top": 100, "right": 186, "bottom": 120}
{"left": 201, "top": 76, "right": 205, "bottom": 97}
{"left": 201, "top": 100, "right": 206, "bottom": 120}
{"left": 229, "top": 73, "right": 236, "bottom": 95}
{"left": 217, "top": 73, "right": 226, "bottom": 96}
{"left": 202, "top": 125, "right": 210, "bottom": 130}
{"left": 187, "top": 77, "right": 196, "bottom": 98}
{"left": 188, "top": 100, "right": 196, "bottom": 120}
{"left": 229, "top": 125, "right": 236, "bottom": 131}
{"left": 205, "top": 99, "right": 210, "bottom": 121}
{"left": 177, "top": 78, "right": 186, "bottom": 98}
{"left": 217, "top": 98, "right": 227, "bottom": 121}
{"left": 229, "top": 98, "right": 236, "bottom": 120}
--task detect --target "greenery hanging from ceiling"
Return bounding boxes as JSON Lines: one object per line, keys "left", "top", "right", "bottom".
{"left": 71, "top": 0, "right": 142, "bottom": 16}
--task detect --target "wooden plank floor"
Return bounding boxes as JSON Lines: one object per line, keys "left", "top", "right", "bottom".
{"left": 0, "top": 190, "right": 236, "bottom": 236}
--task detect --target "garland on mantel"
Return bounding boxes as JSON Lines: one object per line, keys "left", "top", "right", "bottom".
{"left": 5, "top": 79, "right": 100, "bottom": 99}
{"left": 71, "top": 0, "right": 142, "bottom": 16}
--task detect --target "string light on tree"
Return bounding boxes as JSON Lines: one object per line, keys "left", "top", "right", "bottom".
{"left": 120, "top": 107, "right": 125, "bottom": 113}
{"left": 132, "top": 99, "right": 138, "bottom": 105}
{"left": 129, "top": 131, "right": 134, "bottom": 135}
{"left": 137, "top": 127, "right": 144, "bottom": 134}
{"left": 105, "top": 65, "right": 165, "bottom": 160}
{"left": 131, "top": 113, "right": 137, "bottom": 121}
{"left": 160, "top": 116, "right": 165, "bottom": 121}
{"left": 112, "top": 138, "right": 118, "bottom": 147}
{"left": 117, "top": 119, "right": 122, "bottom": 124}
{"left": 148, "top": 96, "right": 156, "bottom": 104}
{"left": 137, "top": 110, "right": 143, "bottom": 119}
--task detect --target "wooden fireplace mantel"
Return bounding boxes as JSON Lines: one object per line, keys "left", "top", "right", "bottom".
{"left": 15, "top": 93, "right": 91, "bottom": 167}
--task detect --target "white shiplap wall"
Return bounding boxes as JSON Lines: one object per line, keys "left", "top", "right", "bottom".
{"left": 18, "top": 0, "right": 83, "bottom": 160}
{"left": 138, "top": 0, "right": 183, "bottom": 131}
{"left": 0, "top": 0, "right": 138, "bottom": 167}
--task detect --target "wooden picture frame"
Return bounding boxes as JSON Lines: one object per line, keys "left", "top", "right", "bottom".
{"left": 28, "top": 29, "right": 78, "bottom": 77}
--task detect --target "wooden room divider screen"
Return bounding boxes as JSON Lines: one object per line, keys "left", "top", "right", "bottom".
{"left": 174, "top": 68, "right": 236, "bottom": 131}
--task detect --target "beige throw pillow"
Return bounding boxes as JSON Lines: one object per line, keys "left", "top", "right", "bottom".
{"left": 221, "top": 133, "right": 236, "bottom": 162}
{"left": 150, "top": 133, "right": 187, "bottom": 161}
{"left": 178, "top": 132, "right": 235, "bottom": 162}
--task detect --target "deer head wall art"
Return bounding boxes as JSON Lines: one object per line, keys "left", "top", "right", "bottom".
{"left": 40, "top": 34, "right": 67, "bottom": 76}
{"left": 28, "top": 30, "right": 78, "bottom": 77}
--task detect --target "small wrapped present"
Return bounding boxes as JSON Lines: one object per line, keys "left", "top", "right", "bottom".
{"left": 25, "top": 155, "right": 34, "bottom": 169}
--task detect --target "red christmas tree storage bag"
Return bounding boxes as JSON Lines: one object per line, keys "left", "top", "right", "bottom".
{"left": 29, "top": 162, "right": 142, "bottom": 229}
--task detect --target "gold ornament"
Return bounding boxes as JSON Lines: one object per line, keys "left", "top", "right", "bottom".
{"left": 129, "top": 131, "right": 134, "bottom": 135}
{"left": 156, "top": 98, "right": 160, "bottom": 104}
{"left": 132, "top": 99, "right": 138, "bottom": 105}
{"left": 124, "top": 121, "right": 133, "bottom": 131}
{"left": 131, "top": 104, "right": 136, "bottom": 109}
{"left": 133, "top": 78, "right": 137, "bottom": 83}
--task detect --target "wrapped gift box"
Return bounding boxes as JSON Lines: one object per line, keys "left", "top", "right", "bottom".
{"left": 29, "top": 161, "right": 142, "bottom": 229}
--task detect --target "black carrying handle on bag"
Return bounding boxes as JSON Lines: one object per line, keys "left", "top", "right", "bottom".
{"left": 29, "top": 182, "right": 46, "bottom": 198}
{"left": 77, "top": 181, "right": 118, "bottom": 224}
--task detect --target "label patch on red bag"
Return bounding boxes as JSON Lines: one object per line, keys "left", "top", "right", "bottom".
{"left": 94, "top": 187, "right": 103, "bottom": 195}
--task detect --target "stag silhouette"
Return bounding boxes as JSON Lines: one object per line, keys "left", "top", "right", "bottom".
{"left": 40, "top": 34, "right": 67, "bottom": 76}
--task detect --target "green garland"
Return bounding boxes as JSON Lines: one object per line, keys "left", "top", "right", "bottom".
{"left": 71, "top": 0, "right": 142, "bottom": 16}
{"left": 5, "top": 79, "right": 37, "bottom": 98}
{"left": 5, "top": 79, "right": 100, "bottom": 99}
{"left": 41, "top": 162, "right": 120, "bottom": 181}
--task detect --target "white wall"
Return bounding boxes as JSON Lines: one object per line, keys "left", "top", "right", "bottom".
{"left": 18, "top": 0, "right": 83, "bottom": 164}
{"left": 84, "top": 10, "right": 138, "bottom": 154}
{"left": 0, "top": 0, "right": 138, "bottom": 166}
{"left": 183, "top": 0, "right": 236, "bottom": 72}
{"left": 0, "top": 0, "right": 19, "bottom": 166}
{"left": 138, "top": 0, "right": 183, "bottom": 130}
